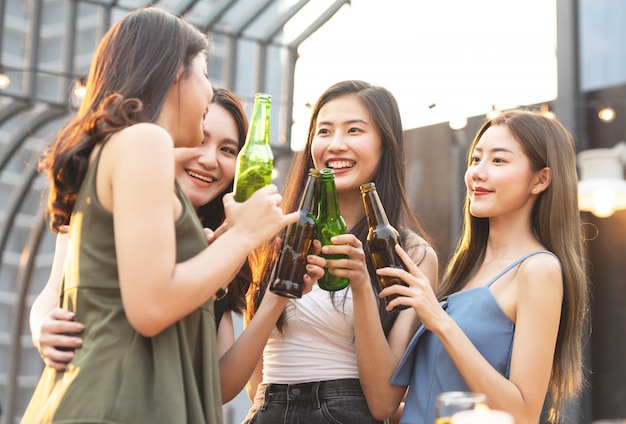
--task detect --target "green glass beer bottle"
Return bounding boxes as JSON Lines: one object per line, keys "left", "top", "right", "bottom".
{"left": 317, "top": 168, "right": 349, "bottom": 291}
{"left": 270, "top": 169, "right": 321, "bottom": 298}
{"left": 360, "top": 182, "right": 409, "bottom": 311}
{"left": 233, "top": 93, "right": 273, "bottom": 202}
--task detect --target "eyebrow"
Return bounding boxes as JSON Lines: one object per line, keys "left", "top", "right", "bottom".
{"left": 202, "top": 130, "right": 240, "bottom": 148}
{"left": 473, "top": 146, "right": 514, "bottom": 154}
{"left": 317, "top": 118, "right": 369, "bottom": 126}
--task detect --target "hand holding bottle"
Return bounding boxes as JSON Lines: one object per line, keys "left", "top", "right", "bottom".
{"left": 309, "top": 233, "right": 371, "bottom": 292}
{"left": 223, "top": 184, "right": 299, "bottom": 251}
{"left": 377, "top": 244, "right": 447, "bottom": 329}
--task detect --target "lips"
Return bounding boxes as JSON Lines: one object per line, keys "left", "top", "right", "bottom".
{"left": 472, "top": 187, "right": 492, "bottom": 195}
{"left": 326, "top": 160, "right": 355, "bottom": 169}
{"left": 187, "top": 170, "right": 214, "bottom": 183}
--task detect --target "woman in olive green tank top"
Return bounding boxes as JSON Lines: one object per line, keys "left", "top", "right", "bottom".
{"left": 22, "top": 8, "right": 298, "bottom": 424}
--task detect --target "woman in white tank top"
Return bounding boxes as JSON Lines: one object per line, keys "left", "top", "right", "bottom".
{"left": 243, "top": 80, "right": 439, "bottom": 424}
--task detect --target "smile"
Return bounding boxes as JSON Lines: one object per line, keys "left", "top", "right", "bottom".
{"left": 326, "top": 160, "right": 355, "bottom": 169}
{"left": 187, "top": 170, "right": 214, "bottom": 183}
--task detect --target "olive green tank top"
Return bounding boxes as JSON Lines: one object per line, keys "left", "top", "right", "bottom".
{"left": 22, "top": 145, "right": 222, "bottom": 423}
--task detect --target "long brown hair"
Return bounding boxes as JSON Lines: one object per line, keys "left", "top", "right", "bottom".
{"left": 246, "top": 80, "right": 434, "bottom": 336}
{"left": 439, "top": 110, "right": 588, "bottom": 422}
{"left": 40, "top": 7, "right": 210, "bottom": 232}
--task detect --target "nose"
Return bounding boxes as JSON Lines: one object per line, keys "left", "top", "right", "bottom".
{"left": 197, "top": 147, "right": 218, "bottom": 168}
{"left": 467, "top": 161, "right": 486, "bottom": 182}
{"left": 327, "top": 133, "right": 348, "bottom": 151}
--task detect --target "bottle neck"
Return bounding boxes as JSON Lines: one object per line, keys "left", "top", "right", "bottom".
{"left": 362, "top": 188, "right": 389, "bottom": 227}
{"left": 299, "top": 172, "right": 320, "bottom": 214}
{"left": 318, "top": 175, "right": 341, "bottom": 220}
{"left": 247, "top": 98, "right": 271, "bottom": 145}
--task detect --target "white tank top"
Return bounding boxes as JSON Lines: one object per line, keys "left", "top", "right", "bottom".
{"left": 262, "top": 284, "right": 359, "bottom": 384}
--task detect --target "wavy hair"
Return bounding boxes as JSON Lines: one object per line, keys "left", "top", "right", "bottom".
{"left": 40, "top": 7, "right": 210, "bottom": 232}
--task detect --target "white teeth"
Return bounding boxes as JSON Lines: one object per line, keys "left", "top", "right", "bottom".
{"left": 187, "top": 170, "right": 214, "bottom": 183}
{"left": 327, "top": 160, "right": 354, "bottom": 169}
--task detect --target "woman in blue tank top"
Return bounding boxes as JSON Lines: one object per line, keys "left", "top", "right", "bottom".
{"left": 361, "top": 110, "right": 588, "bottom": 424}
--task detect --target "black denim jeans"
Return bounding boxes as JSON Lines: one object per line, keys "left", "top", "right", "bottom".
{"left": 242, "top": 378, "right": 387, "bottom": 424}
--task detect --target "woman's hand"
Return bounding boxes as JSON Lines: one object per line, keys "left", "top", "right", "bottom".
{"left": 314, "top": 234, "right": 371, "bottom": 293}
{"left": 34, "top": 308, "right": 84, "bottom": 371}
{"left": 223, "top": 185, "right": 299, "bottom": 251}
{"left": 377, "top": 244, "right": 446, "bottom": 330}
{"left": 302, "top": 240, "right": 324, "bottom": 295}
{"left": 203, "top": 222, "right": 229, "bottom": 244}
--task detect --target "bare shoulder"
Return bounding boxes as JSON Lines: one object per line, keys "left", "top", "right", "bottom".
{"left": 104, "top": 123, "right": 173, "bottom": 161}
{"left": 517, "top": 251, "right": 563, "bottom": 297}
{"left": 108, "top": 123, "right": 171, "bottom": 149}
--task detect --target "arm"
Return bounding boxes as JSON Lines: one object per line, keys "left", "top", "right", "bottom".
{"left": 344, "top": 235, "right": 439, "bottom": 420}
{"left": 220, "top": 244, "right": 324, "bottom": 403}
{"left": 219, "top": 291, "right": 288, "bottom": 403}
{"left": 432, "top": 255, "right": 562, "bottom": 424}
{"left": 382, "top": 249, "right": 562, "bottom": 424}
{"left": 30, "top": 232, "right": 84, "bottom": 370}
{"left": 99, "top": 125, "right": 299, "bottom": 336}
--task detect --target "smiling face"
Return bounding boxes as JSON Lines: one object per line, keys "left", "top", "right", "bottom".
{"left": 174, "top": 103, "right": 240, "bottom": 208}
{"left": 310, "top": 95, "right": 382, "bottom": 194}
{"left": 465, "top": 124, "right": 541, "bottom": 220}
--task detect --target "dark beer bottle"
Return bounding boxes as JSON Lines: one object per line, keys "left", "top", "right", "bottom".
{"left": 317, "top": 168, "right": 349, "bottom": 291}
{"left": 270, "top": 169, "right": 321, "bottom": 298}
{"left": 233, "top": 93, "right": 273, "bottom": 202}
{"left": 360, "top": 182, "right": 409, "bottom": 311}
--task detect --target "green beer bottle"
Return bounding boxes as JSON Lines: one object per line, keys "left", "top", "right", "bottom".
{"left": 317, "top": 168, "right": 349, "bottom": 291}
{"left": 360, "top": 182, "right": 409, "bottom": 311}
{"left": 233, "top": 93, "right": 273, "bottom": 202}
{"left": 270, "top": 169, "right": 321, "bottom": 298}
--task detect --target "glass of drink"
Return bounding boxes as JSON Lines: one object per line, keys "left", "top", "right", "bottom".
{"left": 451, "top": 409, "right": 513, "bottom": 424}
{"left": 435, "top": 391, "right": 488, "bottom": 424}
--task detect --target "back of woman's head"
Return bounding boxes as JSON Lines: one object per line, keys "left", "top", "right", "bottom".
{"left": 43, "top": 7, "right": 210, "bottom": 232}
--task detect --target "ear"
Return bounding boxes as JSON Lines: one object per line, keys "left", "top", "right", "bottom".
{"left": 531, "top": 167, "right": 551, "bottom": 194}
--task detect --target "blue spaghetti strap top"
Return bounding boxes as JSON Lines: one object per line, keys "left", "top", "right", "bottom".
{"left": 391, "top": 250, "right": 559, "bottom": 424}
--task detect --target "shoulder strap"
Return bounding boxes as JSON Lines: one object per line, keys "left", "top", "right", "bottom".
{"left": 486, "top": 250, "right": 557, "bottom": 288}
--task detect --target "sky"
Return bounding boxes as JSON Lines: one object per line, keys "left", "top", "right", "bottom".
{"left": 287, "top": 0, "right": 558, "bottom": 150}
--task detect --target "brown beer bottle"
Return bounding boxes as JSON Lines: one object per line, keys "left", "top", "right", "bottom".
{"left": 270, "top": 169, "right": 321, "bottom": 298}
{"left": 360, "top": 182, "right": 409, "bottom": 311}
{"left": 316, "top": 168, "right": 349, "bottom": 291}
{"left": 233, "top": 93, "right": 273, "bottom": 202}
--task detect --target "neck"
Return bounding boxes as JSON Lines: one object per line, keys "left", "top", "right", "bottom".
{"left": 484, "top": 213, "right": 542, "bottom": 260}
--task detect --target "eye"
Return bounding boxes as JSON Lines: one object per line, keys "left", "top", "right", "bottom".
{"left": 347, "top": 127, "right": 363, "bottom": 134}
{"left": 221, "top": 146, "right": 238, "bottom": 156}
{"left": 470, "top": 155, "right": 480, "bottom": 164}
{"left": 316, "top": 128, "right": 330, "bottom": 136}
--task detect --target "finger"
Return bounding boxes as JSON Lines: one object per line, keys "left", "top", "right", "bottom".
{"left": 49, "top": 307, "right": 77, "bottom": 321}
{"left": 42, "top": 319, "right": 85, "bottom": 335}
{"left": 203, "top": 228, "right": 215, "bottom": 243}
{"left": 310, "top": 239, "right": 322, "bottom": 255}
{"left": 395, "top": 244, "right": 423, "bottom": 276}
{"left": 305, "top": 262, "right": 325, "bottom": 281}
{"left": 329, "top": 234, "right": 362, "bottom": 248}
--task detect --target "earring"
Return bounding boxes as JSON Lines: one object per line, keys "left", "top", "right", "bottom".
{"left": 532, "top": 188, "right": 537, "bottom": 193}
